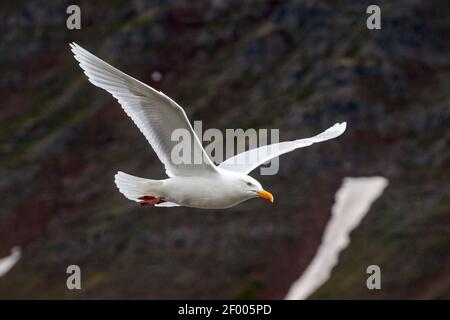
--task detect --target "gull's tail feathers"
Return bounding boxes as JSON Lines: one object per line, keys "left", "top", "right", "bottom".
{"left": 114, "top": 171, "right": 163, "bottom": 202}
{"left": 114, "top": 171, "right": 179, "bottom": 207}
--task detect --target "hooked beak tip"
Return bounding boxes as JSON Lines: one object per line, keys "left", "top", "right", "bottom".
{"left": 257, "top": 190, "right": 274, "bottom": 203}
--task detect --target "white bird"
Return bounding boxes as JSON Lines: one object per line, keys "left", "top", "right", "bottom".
{"left": 70, "top": 43, "right": 347, "bottom": 209}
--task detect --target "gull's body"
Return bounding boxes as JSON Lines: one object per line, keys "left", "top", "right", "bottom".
{"left": 71, "top": 43, "right": 346, "bottom": 209}
{"left": 120, "top": 169, "right": 260, "bottom": 209}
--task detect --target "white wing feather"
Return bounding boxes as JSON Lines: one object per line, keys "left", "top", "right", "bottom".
{"left": 218, "top": 122, "right": 346, "bottom": 174}
{"left": 70, "top": 43, "right": 217, "bottom": 177}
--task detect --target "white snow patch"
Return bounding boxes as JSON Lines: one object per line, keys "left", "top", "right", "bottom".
{"left": 0, "top": 246, "right": 21, "bottom": 277}
{"left": 285, "top": 176, "right": 388, "bottom": 300}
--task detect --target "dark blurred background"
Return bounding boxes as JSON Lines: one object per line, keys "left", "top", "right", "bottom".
{"left": 0, "top": 0, "right": 448, "bottom": 299}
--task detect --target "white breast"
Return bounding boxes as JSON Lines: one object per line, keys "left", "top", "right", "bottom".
{"left": 161, "top": 173, "right": 248, "bottom": 209}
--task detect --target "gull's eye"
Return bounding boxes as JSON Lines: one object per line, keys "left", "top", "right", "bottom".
{"left": 246, "top": 181, "right": 252, "bottom": 187}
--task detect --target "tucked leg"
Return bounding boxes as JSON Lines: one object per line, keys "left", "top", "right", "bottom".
{"left": 138, "top": 196, "right": 165, "bottom": 206}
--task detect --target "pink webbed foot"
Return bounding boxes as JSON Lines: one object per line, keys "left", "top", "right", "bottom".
{"left": 138, "top": 196, "right": 166, "bottom": 206}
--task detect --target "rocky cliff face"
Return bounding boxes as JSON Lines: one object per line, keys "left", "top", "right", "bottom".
{"left": 0, "top": 0, "right": 448, "bottom": 299}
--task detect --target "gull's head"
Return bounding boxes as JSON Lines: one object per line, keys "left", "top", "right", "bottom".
{"left": 235, "top": 174, "right": 274, "bottom": 203}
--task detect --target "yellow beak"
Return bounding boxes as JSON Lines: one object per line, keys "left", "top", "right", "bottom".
{"left": 257, "top": 190, "right": 274, "bottom": 203}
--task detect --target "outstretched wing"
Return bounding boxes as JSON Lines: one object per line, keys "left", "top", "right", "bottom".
{"left": 71, "top": 43, "right": 217, "bottom": 177}
{"left": 218, "top": 123, "right": 346, "bottom": 174}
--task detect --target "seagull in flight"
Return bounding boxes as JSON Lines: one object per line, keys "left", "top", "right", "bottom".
{"left": 70, "top": 43, "right": 346, "bottom": 209}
